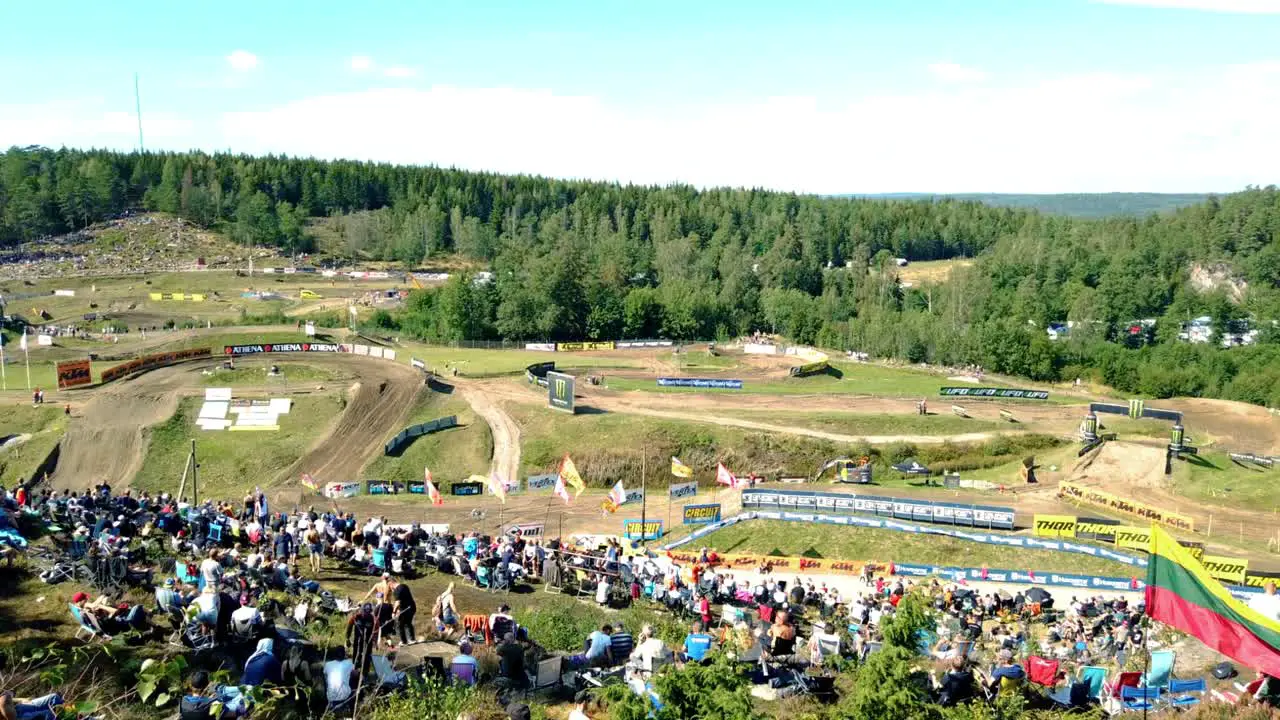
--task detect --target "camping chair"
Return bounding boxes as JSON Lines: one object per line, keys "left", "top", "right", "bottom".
{"left": 1120, "top": 685, "right": 1162, "bottom": 712}
{"left": 815, "top": 635, "right": 841, "bottom": 664}
{"left": 763, "top": 634, "right": 798, "bottom": 670}
{"left": 1027, "top": 656, "right": 1061, "bottom": 689}
{"left": 450, "top": 661, "right": 477, "bottom": 686}
{"left": 68, "top": 538, "right": 89, "bottom": 561}
{"left": 1143, "top": 649, "right": 1176, "bottom": 690}
{"left": 1163, "top": 678, "right": 1206, "bottom": 709}
{"left": 534, "top": 656, "right": 563, "bottom": 692}
{"left": 462, "top": 614, "right": 491, "bottom": 645}
{"left": 370, "top": 548, "right": 388, "bottom": 575}
{"left": 70, "top": 604, "right": 103, "bottom": 642}
{"left": 176, "top": 562, "right": 199, "bottom": 586}
{"left": 1049, "top": 666, "right": 1107, "bottom": 709}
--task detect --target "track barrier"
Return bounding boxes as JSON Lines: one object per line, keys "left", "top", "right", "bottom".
{"left": 383, "top": 416, "right": 459, "bottom": 456}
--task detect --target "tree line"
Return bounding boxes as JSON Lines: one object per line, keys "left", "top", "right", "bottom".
{"left": 4, "top": 146, "right": 1280, "bottom": 404}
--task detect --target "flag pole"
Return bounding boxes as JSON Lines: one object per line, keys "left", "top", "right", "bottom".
{"left": 640, "top": 446, "right": 648, "bottom": 550}
{"left": 22, "top": 330, "right": 30, "bottom": 390}
{"left": 1, "top": 341, "right": 6, "bottom": 391}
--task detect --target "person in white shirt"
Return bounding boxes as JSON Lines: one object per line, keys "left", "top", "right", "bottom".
{"left": 1249, "top": 582, "right": 1280, "bottom": 622}
{"left": 231, "top": 601, "right": 263, "bottom": 636}
{"left": 596, "top": 575, "right": 611, "bottom": 606}
{"left": 324, "top": 654, "right": 356, "bottom": 711}
{"left": 630, "top": 624, "right": 668, "bottom": 672}
{"left": 199, "top": 549, "right": 222, "bottom": 590}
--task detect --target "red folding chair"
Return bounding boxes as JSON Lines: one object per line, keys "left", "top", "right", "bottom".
{"left": 1104, "top": 670, "right": 1142, "bottom": 700}
{"left": 1027, "top": 656, "right": 1061, "bottom": 688}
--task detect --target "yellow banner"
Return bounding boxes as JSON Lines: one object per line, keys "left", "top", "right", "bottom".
{"left": 1243, "top": 573, "right": 1280, "bottom": 589}
{"left": 148, "top": 292, "right": 163, "bottom": 301}
{"left": 556, "top": 341, "right": 616, "bottom": 352}
{"left": 1057, "top": 481, "right": 1195, "bottom": 531}
{"left": 1113, "top": 526, "right": 1150, "bottom": 551}
{"left": 1033, "top": 514, "right": 1077, "bottom": 538}
{"left": 1201, "top": 555, "right": 1249, "bottom": 585}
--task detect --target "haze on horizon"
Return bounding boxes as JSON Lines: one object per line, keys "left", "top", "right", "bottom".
{"left": 1, "top": 0, "right": 1278, "bottom": 195}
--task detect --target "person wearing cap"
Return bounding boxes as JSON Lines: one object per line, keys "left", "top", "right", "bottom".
{"left": 983, "top": 649, "right": 1025, "bottom": 697}
{"left": 155, "top": 577, "right": 186, "bottom": 617}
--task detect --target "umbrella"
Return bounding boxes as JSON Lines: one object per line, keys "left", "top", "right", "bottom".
{"left": 1026, "top": 587, "right": 1052, "bottom": 603}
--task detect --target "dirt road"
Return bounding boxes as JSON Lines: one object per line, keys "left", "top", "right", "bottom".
{"left": 455, "top": 381, "right": 522, "bottom": 483}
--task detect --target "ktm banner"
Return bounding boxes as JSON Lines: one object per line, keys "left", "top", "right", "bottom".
{"left": 665, "top": 550, "right": 866, "bottom": 576}
{"left": 101, "top": 347, "right": 212, "bottom": 383}
{"left": 1058, "top": 481, "right": 1195, "bottom": 531}
{"left": 56, "top": 359, "right": 93, "bottom": 389}
{"left": 1033, "top": 515, "right": 1077, "bottom": 538}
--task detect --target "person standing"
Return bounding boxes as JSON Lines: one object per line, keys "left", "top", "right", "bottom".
{"left": 392, "top": 579, "right": 417, "bottom": 645}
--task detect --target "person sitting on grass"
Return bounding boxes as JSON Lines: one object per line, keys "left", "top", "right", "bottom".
{"left": 0, "top": 690, "right": 63, "bottom": 720}
{"left": 932, "top": 656, "right": 977, "bottom": 707}
{"left": 585, "top": 624, "right": 613, "bottom": 667}
{"left": 681, "top": 621, "right": 714, "bottom": 663}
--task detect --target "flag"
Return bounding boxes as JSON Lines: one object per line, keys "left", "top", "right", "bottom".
{"left": 559, "top": 455, "right": 586, "bottom": 497}
{"left": 607, "top": 480, "right": 627, "bottom": 507}
{"left": 553, "top": 474, "right": 571, "bottom": 505}
{"left": 18, "top": 330, "right": 26, "bottom": 352}
{"left": 425, "top": 468, "right": 442, "bottom": 506}
{"left": 1146, "top": 525, "right": 1280, "bottom": 677}
{"left": 671, "top": 457, "right": 693, "bottom": 478}
{"left": 716, "top": 462, "right": 743, "bottom": 489}
{"left": 488, "top": 472, "right": 508, "bottom": 503}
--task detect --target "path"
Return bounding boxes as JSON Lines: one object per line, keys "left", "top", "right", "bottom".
{"left": 456, "top": 380, "right": 522, "bottom": 483}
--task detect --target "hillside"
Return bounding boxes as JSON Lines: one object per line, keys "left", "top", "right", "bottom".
{"left": 853, "top": 193, "right": 1211, "bottom": 218}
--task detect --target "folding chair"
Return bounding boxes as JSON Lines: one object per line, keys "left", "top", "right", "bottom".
{"left": 1143, "top": 649, "right": 1175, "bottom": 690}
{"left": 1164, "top": 678, "right": 1206, "bottom": 709}
{"left": 1121, "top": 685, "right": 1162, "bottom": 712}
{"left": 70, "top": 605, "right": 103, "bottom": 642}
{"left": 450, "top": 662, "right": 477, "bottom": 686}
{"left": 534, "top": 656, "right": 563, "bottom": 692}
{"left": 1027, "top": 656, "right": 1061, "bottom": 689}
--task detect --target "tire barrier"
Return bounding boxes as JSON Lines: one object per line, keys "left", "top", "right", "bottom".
{"left": 787, "top": 346, "right": 830, "bottom": 377}
{"left": 383, "top": 416, "right": 458, "bottom": 456}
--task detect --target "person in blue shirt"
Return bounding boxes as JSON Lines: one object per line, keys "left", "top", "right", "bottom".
{"left": 273, "top": 529, "right": 294, "bottom": 563}
{"left": 451, "top": 640, "right": 479, "bottom": 684}
{"left": 682, "top": 621, "right": 714, "bottom": 663}
{"left": 241, "top": 638, "right": 281, "bottom": 687}
{"left": 585, "top": 624, "right": 614, "bottom": 666}
{"left": 985, "top": 649, "right": 1026, "bottom": 696}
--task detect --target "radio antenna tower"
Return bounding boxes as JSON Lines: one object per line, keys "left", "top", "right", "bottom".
{"left": 134, "top": 73, "right": 145, "bottom": 151}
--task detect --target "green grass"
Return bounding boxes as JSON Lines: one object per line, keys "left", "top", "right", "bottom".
{"left": 198, "top": 362, "right": 341, "bottom": 386}
{"left": 732, "top": 411, "right": 1001, "bottom": 436}
{"left": 132, "top": 394, "right": 344, "bottom": 498}
{"left": 362, "top": 389, "right": 493, "bottom": 485}
{"left": 697, "top": 520, "right": 1132, "bottom": 577}
{"left": 0, "top": 405, "right": 67, "bottom": 484}
{"left": 606, "top": 360, "right": 1060, "bottom": 399}
{"left": 672, "top": 350, "right": 740, "bottom": 371}
{"left": 1171, "top": 450, "right": 1280, "bottom": 513}
{"left": 393, "top": 341, "right": 643, "bottom": 377}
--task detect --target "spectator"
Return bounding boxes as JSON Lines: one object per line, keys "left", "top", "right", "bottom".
{"left": 1249, "top": 582, "right": 1280, "bottom": 623}
{"left": 199, "top": 548, "right": 222, "bottom": 591}
{"left": 631, "top": 624, "right": 668, "bottom": 671}
{"left": 933, "top": 656, "right": 977, "bottom": 707}
{"left": 585, "top": 624, "right": 613, "bottom": 666}
{"left": 0, "top": 690, "right": 63, "bottom": 720}
{"left": 155, "top": 577, "right": 185, "bottom": 616}
{"left": 496, "top": 633, "right": 527, "bottom": 688}
{"left": 697, "top": 593, "right": 711, "bottom": 627}
{"left": 323, "top": 650, "right": 357, "bottom": 715}
{"left": 595, "top": 574, "right": 610, "bottom": 606}
{"left": 610, "top": 625, "right": 635, "bottom": 662}
{"left": 178, "top": 671, "right": 219, "bottom": 720}
{"left": 434, "top": 583, "right": 459, "bottom": 636}
{"left": 241, "top": 638, "right": 281, "bottom": 687}
{"left": 682, "top": 621, "right": 714, "bottom": 663}
{"left": 489, "top": 603, "right": 515, "bottom": 639}
{"left": 452, "top": 640, "right": 479, "bottom": 683}
{"left": 984, "top": 649, "right": 1026, "bottom": 696}
{"left": 230, "top": 598, "right": 264, "bottom": 638}
{"left": 392, "top": 576, "right": 417, "bottom": 645}
{"left": 347, "top": 604, "right": 377, "bottom": 675}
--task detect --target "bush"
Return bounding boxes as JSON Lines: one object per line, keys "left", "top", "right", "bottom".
{"left": 515, "top": 597, "right": 607, "bottom": 653}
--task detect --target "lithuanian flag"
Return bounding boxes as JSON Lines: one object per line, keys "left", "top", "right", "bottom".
{"left": 1146, "top": 525, "right": 1280, "bottom": 677}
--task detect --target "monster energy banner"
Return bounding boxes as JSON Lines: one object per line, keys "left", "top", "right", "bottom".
{"left": 1089, "top": 400, "right": 1183, "bottom": 424}
{"left": 939, "top": 387, "right": 1050, "bottom": 400}
{"left": 547, "top": 371, "right": 576, "bottom": 413}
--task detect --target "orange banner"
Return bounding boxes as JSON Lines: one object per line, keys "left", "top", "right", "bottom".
{"left": 666, "top": 550, "right": 865, "bottom": 576}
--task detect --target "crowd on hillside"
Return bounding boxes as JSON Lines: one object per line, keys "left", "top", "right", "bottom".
{"left": 3, "top": 481, "right": 1280, "bottom": 718}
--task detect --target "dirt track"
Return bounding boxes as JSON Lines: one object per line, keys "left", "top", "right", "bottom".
{"left": 455, "top": 381, "right": 521, "bottom": 482}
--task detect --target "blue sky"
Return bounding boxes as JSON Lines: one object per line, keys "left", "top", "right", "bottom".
{"left": 2, "top": 0, "right": 1278, "bottom": 193}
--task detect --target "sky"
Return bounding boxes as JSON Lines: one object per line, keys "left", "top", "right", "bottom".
{"left": 2, "top": 0, "right": 1279, "bottom": 194}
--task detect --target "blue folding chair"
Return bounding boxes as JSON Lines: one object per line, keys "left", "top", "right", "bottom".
{"left": 1121, "top": 685, "right": 1162, "bottom": 712}
{"left": 70, "top": 604, "right": 102, "bottom": 641}
{"left": 209, "top": 524, "right": 224, "bottom": 543}
{"left": 1164, "top": 678, "right": 1206, "bottom": 709}
{"left": 370, "top": 548, "right": 387, "bottom": 574}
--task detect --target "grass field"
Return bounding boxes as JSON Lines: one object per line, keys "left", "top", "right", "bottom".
{"left": 606, "top": 360, "right": 1055, "bottom": 399}
{"left": 132, "top": 394, "right": 345, "bottom": 498}
{"left": 1171, "top": 450, "right": 1280, "bottom": 514}
{"left": 394, "top": 341, "right": 643, "bottom": 377}
{"left": 733, "top": 410, "right": 1002, "bottom": 436}
{"left": 198, "top": 362, "right": 341, "bottom": 386}
{"left": 0, "top": 405, "right": 68, "bottom": 484}
{"left": 892, "top": 258, "right": 975, "bottom": 285}
{"left": 362, "top": 389, "right": 493, "bottom": 485}
{"left": 696, "top": 520, "right": 1132, "bottom": 577}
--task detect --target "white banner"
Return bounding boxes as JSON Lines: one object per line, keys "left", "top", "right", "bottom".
{"left": 383, "top": 349, "right": 396, "bottom": 361}
{"left": 367, "top": 346, "right": 385, "bottom": 359}
{"left": 53, "top": 289, "right": 76, "bottom": 297}
{"left": 324, "top": 481, "right": 361, "bottom": 499}
{"left": 508, "top": 523, "right": 544, "bottom": 538}
{"left": 353, "top": 344, "right": 370, "bottom": 356}
{"left": 743, "top": 343, "right": 778, "bottom": 355}
{"left": 304, "top": 322, "right": 316, "bottom": 337}
{"left": 525, "top": 343, "right": 556, "bottom": 352}
{"left": 37, "top": 335, "right": 53, "bottom": 346}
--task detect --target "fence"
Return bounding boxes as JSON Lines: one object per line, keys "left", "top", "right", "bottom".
{"left": 383, "top": 415, "right": 458, "bottom": 456}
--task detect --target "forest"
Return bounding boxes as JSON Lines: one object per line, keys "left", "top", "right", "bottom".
{"left": 4, "top": 146, "right": 1280, "bottom": 405}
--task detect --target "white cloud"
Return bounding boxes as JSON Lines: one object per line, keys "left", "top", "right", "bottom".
{"left": 226, "top": 50, "right": 259, "bottom": 72}
{"left": 350, "top": 55, "right": 374, "bottom": 72}
{"left": 382, "top": 66, "right": 417, "bottom": 79}
{"left": 1094, "top": 0, "right": 1280, "bottom": 12}
{"left": 927, "top": 62, "right": 988, "bottom": 83}
{"left": 11, "top": 63, "right": 1280, "bottom": 194}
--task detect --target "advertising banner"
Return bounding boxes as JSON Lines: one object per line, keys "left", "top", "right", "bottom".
{"left": 406, "top": 480, "right": 426, "bottom": 494}
{"left": 450, "top": 481, "right": 483, "bottom": 496}
{"left": 527, "top": 473, "right": 557, "bottom": 491}
{"left": 324, "top": 482, "right": 361, "bottom": 499}
{"left": 101, "top": 347, "right": 212, "bottom": 383}
{"left": 507, "top": 523, "right": 545, "bottom": 539}
{"left": 1074, "top": 517, "right": 1121, "bottom": 542}
{"left": 366, "top": 480, "right": 401, "bottom": 495}
{"left": 622, "top": 519, "right": 664, "bottom": 541}
{"left": 625, "top": 488, "right": 645, "bottom": 505}
{"left": 547, "top": 371, "right": 576, "bottom": 413}
{"left": 525, "top": 343, "right": 556, "bottom": 352}
{"left": 1202, "top": 555, "right": 1249, "bottom": 584}
{"left": 657, "top": 378, "right": 744, "bottom": 389}
{"left": 411, "top": 358, "right": 426, "bottom": 370}
{"left": 223, "top": 342, "right": 345, "bottom": 355}
{"left": 1244, "top": 570, "right": 1280, "bottom": 589}
{"left": 669, "top": 481, "right": 698, "bottom": 499}
{"left": 1033, "top": 514, "right": 1078, "bottom": 538}
{"left": 683, "top": 503, "right": 722, "bottom": 525}
{"left": 56, "top": 359, "right": 93, "bottom": 389}
{"left": 939, "top": 387, "right": 1050, "bottom": 400}
{"left": 666, "top": 549, "right": 864, "bottom": 576}
{"left": 1058, "top": 481, "right": 1195, "bottom": 531}
{"left": 741, "top": 488, "right": 1016, "bottom": 530}
{"left": 555, "top": 341, "right": 615, "bottom": 351}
